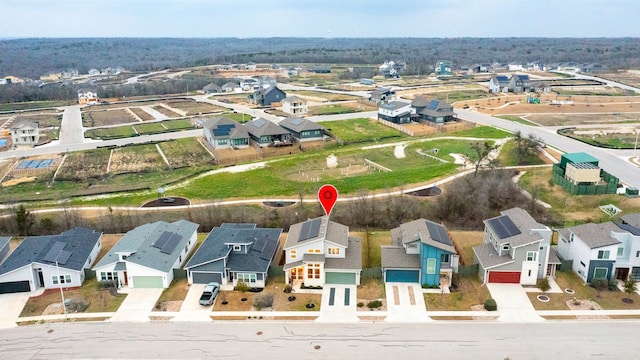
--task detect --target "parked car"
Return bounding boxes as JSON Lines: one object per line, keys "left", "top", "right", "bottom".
{"left": 199, "top": 282, "right": 220, "bottom": 306}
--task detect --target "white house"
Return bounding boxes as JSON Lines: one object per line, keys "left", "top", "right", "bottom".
{"left": 488, "top": 75, "right": 510, "bottom": 93}
{"left": 10, "top": 120, "right": 40, "bottom": 147}
{"left": 77, "top": 88, "right": 98, "bottom": 105}
{"left": 93, "top": 220, "right": 198, "bottom": 288}
{"left": 0, "top": 228, "right": 102, "bottom": 294}
{"left": 377, "top": 101, "right": 413, "bottom": 124}
{"left": 281, "top": 96, "right": 308, "bottom": 116}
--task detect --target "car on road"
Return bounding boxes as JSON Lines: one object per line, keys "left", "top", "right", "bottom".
{"left": 199, "top": 282, "right": 220, "bottom": 306}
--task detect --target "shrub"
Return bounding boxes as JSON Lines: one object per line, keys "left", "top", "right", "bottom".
{"left": 590, "top": 278, "right": 608, "bottom": 293}
{"left": 235, "top": 280, "right": 249, "bottom": 293}
{"left": 536, "top": 278, "right": 550, "bottom": 292}
{"left": 608, "top": 279, "right": 619, "bottom": 291}
{"left": 253, "top": 294, "right": 274, "bottom": 310}
{"left": 283, "top": 284, "right": 293, "bottom": 293}
{"left": 484, "top": 298, "right": 497, "bottom": 311}
{"left": 367, "top": 300, "right": 383, "bottom": 309}
{"left": 357, "top": 302, "right": 364, "bottom": 308}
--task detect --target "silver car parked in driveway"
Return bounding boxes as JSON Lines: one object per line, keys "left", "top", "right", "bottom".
{"left": 199, "top": 282, "right": 220, "bottom": 306}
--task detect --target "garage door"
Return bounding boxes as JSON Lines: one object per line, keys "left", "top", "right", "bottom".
{"left": 132, "top": 276, "right": 163, "bottom": 288}
{"left": 325, "top": 272, "right": 356, "bottom": 285}
{"left": 385, "top": 269, "right": 419, "bottom": 283}
{"left": 488, "top": 271, "right": 521, "bottom": 283}
{"left": 192, "top": 272, "right": 222, "bottom": 284}
{"left": 0, "top": 281, "right": 31, "bottom": 294}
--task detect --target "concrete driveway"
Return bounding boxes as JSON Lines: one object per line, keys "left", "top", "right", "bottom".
{"left": 384, "top": 283, "right": 431, "bottom": 322}
{"left": 0, "top": 292, "right": 34, "bottom": 328}
{"left": 317, "top": 285, "right": 358, "bottom": 322}
{"left": 109, "top": 288, "right": 163, "bottom": 322}
{"left": 486, "top": 283, "right": 544, "bottom": 322}
{"left": 172, "top": 283, "right": 212, "bottom": 322}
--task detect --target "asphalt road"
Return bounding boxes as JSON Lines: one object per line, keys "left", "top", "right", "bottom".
{"left": 2, "top": 321, "right": 639, "bottom": 359}
{"left": 456, "top": 109, "right": 640, "bottom": 188}
{"left": 58, "top": 105, "right": 84, "bottom": 145}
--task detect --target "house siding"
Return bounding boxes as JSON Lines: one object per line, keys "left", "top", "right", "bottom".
{"left": 587, "top": 260, "right": 615, "bottom": 282}
{"left": 420, "top": 243, "right": 451, "bottom": 287}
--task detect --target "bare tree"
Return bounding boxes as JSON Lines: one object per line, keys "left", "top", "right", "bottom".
{"left": 468, "top": 141, "right": 498, "bottom": 177}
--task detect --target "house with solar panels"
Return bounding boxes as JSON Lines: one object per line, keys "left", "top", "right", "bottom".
{"left": 473, "top": 208, "right": 553, "bottom": 284}
{"left": 245, "top": 118, "right": 292, "bottom": 147}
{"left": 0, "top": 228, "right": 102, "bottom": 294}
{"left": 489, "top": 75, "right": 510, "bottom": 93}
{"left": 184, "top": 224, "right": 282, "bottom": 288}
{"left": 509, "top": 74, "right": 531, "bottom": 93}
{"left": 93, "top": 220, "right": 198, "bottom": 288}
{"left": 381, "top": 219, "right": 459, "bottom": 288}
{"left": 411, "top": 96, "right": 456, "bottom": 124}
{"left": 278, "top": 117, "right": 325, "bottom": 142}
{"left": 202, "top": 116, "right": 250, "bottom": 149}
{"left": 283, "top": 216, "right": 362, "bottom": 287}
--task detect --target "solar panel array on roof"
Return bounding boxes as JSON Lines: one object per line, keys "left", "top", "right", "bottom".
{"left": 153, "top": 231, "right": 172, "bottom": 249}
{"left": 160, "top": 233, "right": 183, "bottom": 254}
{"left": 427, "top": 100, "right": 440, "bottom": 110}
{"left": 253, "top": 119, "right": 266, "bottom": 128}
{"left": 212, "top": 124, "right": 235, "bottom": 137}
{"left": 298, "top": 218, "right": 322, "bottom": 242}
{"left": 291, "top": 118, "right": 305, "bottom": 126}
{"left": 43, "top": 241, "right": 72, "bottom": 264}
{"left": 426, "top": 221, "right": 451, "bottom": 245}
{"left": 488, "top": 215, "right": 521, "bottom": 239}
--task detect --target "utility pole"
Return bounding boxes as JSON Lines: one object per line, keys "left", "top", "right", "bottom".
{"left": 55, "top": 259, "right": 68, "bottom": 320}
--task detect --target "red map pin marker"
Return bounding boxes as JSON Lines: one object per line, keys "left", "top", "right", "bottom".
{"left": 318, "top": 184, "right": 338, "bottom": 216}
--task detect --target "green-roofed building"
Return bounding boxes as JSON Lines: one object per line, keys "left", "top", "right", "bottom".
{"left": 559, "top": 152, "right": 599, "bottom": 170}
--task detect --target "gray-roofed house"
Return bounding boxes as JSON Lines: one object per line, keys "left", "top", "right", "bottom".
{"left": 93, "top": 220, "right": 198, "bottom": 288}
{"left": 369, "top": 87, "right": 396, "bottom": 104}
{"left": 248, "top": 85, "right": 286, "bottom": 106}
{"left": 411, "top": 96, "right": 456, "bottom": 124}
{"left": 283, "top": 216, "right": 362, "bottom": 287}
{"left": 203, "top": 83, "right": 222, "bottom": 94}
{"left": 278, "top": 117, "right": 325, "bottom": 142}
{"left": 488, "top": 75, "right": 510, "bottom": 93}
{"left": 509, "top": 74, "right": 531, "bottom": 93}
{"left": 281, "top": 96, "right": 308, "bottom": 116}
{"left": 245, "top": 118, "right": 291, "bottom": 147}
{"left": 556, "top": 220, "right": 640, "bottom": 283}
{"left": 184, "top": 223, "right": 282, "bottom": 288}
{"left": 377, "top": 101, "right": 412, "bottom": 124}
{"left": 202, "top": 116, "right": 250, "bottom": 149}
{"left": 472, "top": 208, "right": 552, "bottom": 284}
{"left": 10, "top": 120, "right": 40, "bottom": 147}
{"left": 381, "top": 219, "right": 459, "bottom": 288}
{"left": 0, "top": 228, "right": 102, "bottom": 294}
{"left": 222, "top": 82, "right": 241, "bottom": 93}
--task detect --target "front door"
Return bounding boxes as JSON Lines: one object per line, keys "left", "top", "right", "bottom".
{"left": 616, "top": 267, "right": 630, "bottom": 280}
{"left": 36, "top": 268, "right": 44, "bottom": 287}
{"left": 123, "top": 271, "right": 128, "bottom": 285}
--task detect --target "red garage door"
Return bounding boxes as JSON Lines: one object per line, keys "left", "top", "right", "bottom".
{"left": 488, "top": 271, "right": 520, "bottom": 283}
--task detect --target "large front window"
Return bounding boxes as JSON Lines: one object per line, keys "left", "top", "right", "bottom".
{"left": 526, "top": 251, "right": 538, "bottom": 262}
{"left": 426, "top": 258, "right": 436, "bottom": 275}
{"left": 307, "top": 263, "right": 321, "bottom": 279}
{"left": 593, "top": 267, "right": 608, "bottom": 279}
{"left": 52, "top": 275, "right": 72, "bottom": 285}
{"left": 328, "top": 247, "right": 339, "bottom": 255}
{"left": 597, "top": 250, "right": 610, "bottom": 260}
{"left": 236, "top": 273, "right": 256, "bottom": 284}
{"left": 100, "top": 272, "right": 118, "bottom": 282}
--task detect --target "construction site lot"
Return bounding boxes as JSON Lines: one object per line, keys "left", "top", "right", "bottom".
{"left": 82, "top": 108, "right": 136, "bottom": 127}
{"left": 162, "top": 99, "right": 228, "bottom": 116}
{"left": 308, "top": 101, "right": 377, "bottom": 116}
{"left": 286, "top": 90, "right": 361, "bottom": 102}
{"left": 396, "top": 84, "right": 493, "bottom": 102}
{"left": 109, "top": 144, "right": 168, "bottom": 174}
{"left": 559, "top": 127, "right": 640, "bottom": 149}
{"left": 129, "top": 107, "right": 155, "bottom": 121}
{"left": 158, "top": 138, "right": 215, "bottom": 168}
{"left": 525, "top": 113, "right": 640, "bottom": 126}
{"left": 8, "top": 111, "right": 63, "bottom": 128}
{"left": 151, "top": 105, "right": 182, "bottom": 118}
{"left": 84, "top": 119, "right": 196, "bottom": 139}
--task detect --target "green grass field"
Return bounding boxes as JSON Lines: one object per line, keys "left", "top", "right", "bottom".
{"left": 163, "top": 119, "right": 196, "bottom": 130}
{"left": 497, "top": 115, "right": 540, "bottom": 127}
{"left": 432, "top": 126, "right": 512, "bottom": 139}
{"left": 221, "top": 112, "right": 254, "bottom": 123}
{"left": 134, "top": 122, "right": 166, "bottom": 134}
{"left": 319, "top": 118, "right": 407, "bottom": 143}
{"left": 84, "top": 126, "right": 137, "bottom": 139}
{"left": 309, "top": 104, "right": 357, "bottom": 116}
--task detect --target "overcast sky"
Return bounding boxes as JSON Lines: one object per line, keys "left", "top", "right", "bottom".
{"left": 1, "top": 0, "right": 638, "bottom": 38}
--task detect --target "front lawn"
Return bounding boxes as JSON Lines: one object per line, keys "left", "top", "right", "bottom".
{"left": 319, "top": 118, "right": 408, "bottom": 144}
{"left": 154, "top": 278, "right": 189, "bottom": 310}
{"left": 449, "top": 231, "right": 484, "bottom": 266}
{"left": 424, "top": 276, "right": 491, "bottom": 311}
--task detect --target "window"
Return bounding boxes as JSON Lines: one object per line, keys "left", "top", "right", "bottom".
{"left": 617, "top": 247, "right": 624, "bottom": 257}
{"left": 307, "top": 249, "right": 321, "bottom": 253}
{"left": 315, "top": 249, "right": 321, "bottom": 253}
{"left": 526, "top": 251, "right": 538, "bottom": 262}
{"left": 637, "top": 251, "right": 640, "bottom": 258}
{"left": 328, "top": 247, "right": 339, "bottom": 255}
{"left": 52, "top": 275, "right": 72, "bottom": 285}
{"left": 218, "top": 138, "right": 227, "bottom": 145}
{"left": 528, "top": 270, "right": 532, "bottom": 277}
{"left": 440, "top": 253, "right": 450, "bottom": 263}
{"left": 290, "top": 250, "right": 297, "bottom": 259}
{"left": 593, "top": 267, "right": 608, "bottom": 279}
{"left": 597, "top": 250, "right": 610, "bottom": 260}
{"left": 426, "top": 258, "right": 436, "bottom": 275}
{"left": 100, "top": 272, "right": 118, "bottom": 282}
{"left": 307, "top": 263, "right": 321, "bottom": 279}
{"left": 233, "top": 245, "right": 241, "bottom": 251}
{"left": 236, "top": 273, "right": 256, "bottom": 283}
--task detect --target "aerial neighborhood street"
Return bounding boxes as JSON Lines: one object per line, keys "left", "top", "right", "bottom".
{"left": 2, "top": 1, "right": 640, "bottom": 357}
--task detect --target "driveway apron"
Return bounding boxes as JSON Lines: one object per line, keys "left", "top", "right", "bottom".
{"left": 109, "top": 288, "right": 164, "bottom": 322}
{"left": 173, "top": 284, "right": 212, "bottom": 322}
{"left": 317, "top": 285, "right": 358, "bottom": 322}
{"left": 384, "top": 283, "right": 431, "bottom": 322}
{"left": 0, "top": 292, "right": 34, "bottom": 328}
{"left": 487, "top": 283, "right": 544, "bottom": 322}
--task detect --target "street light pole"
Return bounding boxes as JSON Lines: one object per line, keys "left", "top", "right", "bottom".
{"left": 634, "top": 128, "right": 639, "bottom": 158}
{"left": 55, "top": 260, "right": 68, "bottom": 319}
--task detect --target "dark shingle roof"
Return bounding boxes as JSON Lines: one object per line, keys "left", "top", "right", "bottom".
{"left": 246, "top": 118, "right": 290, "bottom": 137}
{"left": 484, "top": 208, "right": 547, "bottom": 247}
{"left": 472, "top": 243, "right": 514, "bottom": 269}
{"left": 203, "top": 116, "right": 249, "bottom": 140}
{"left": 411, "top": 96, "right": 430, "bottom": 107}
{"left": 279, "top": 117, "right": 324, "bottom": 133}
{"left": 0, "top": 228, "right": 101, "bottom": 274}
{"left": 284, "top": 216, "right": 349, "bottom": 249}
{"left": 391, "top": 219, "right": 455, "bottom": 253}
{"left": 380, "top": 101, "right": 409, "bottom": 111}
{"left": 325, "top": 237, "right": 362, "bottom": 270}
{"left": 381, "top": 246, "right": 420, "bottom": 269}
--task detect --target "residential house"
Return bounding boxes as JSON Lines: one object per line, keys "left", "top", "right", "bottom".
{"left": 556, "top": 222, "right": 625, "bottom": 283}
{"left": 378, "top": 101, "right": 412, "bottom": 124}
{"left": 185, "top": 223, "right": 282, "bottom": 288}
{"left": 281, "top": 96, "right": 308, "bottom": 116}
{"left": 77, "top": 88, "right": 98, "bottom": 105}
{"left": 202, "top": 116, "right": 250, "bottom": 149}
{"left": 284, "top": 67, "right": 299, "bottom": 76}
{"left": 509, "top": 74, "right": 531, "bottom": 93}
{"left": 2, "top": 76, "right": 25, "bottom": 84}
{"left": 379, "top": 60, "right": 405, "bottom": 78}
{"left": 10, "top": 120, "right": 40, "bottom": 147}
{"left": 240, "top": 78, "right": 259, "bottom": 91}
{"left": 309, "top": 66, "right": 331, "bottom": 74}
{"left": 435, "top": 61, "right": 453, "bottom": 76}
{"left": 245, "top": 62, "right": 257, "bottom": 70}
{"left": 529, "top": 81, "right": 551, "bottom": 93}
{"left": 617, "top": 214, "right": 640, "bottom": 280}
{"left": 258, "top": 76, "right": 277, "bottom": 89}
{"left": 88, "top": 68, "right": 101, "bottom": 76}
{"left": 245, "top": 118, "right": 291, "bottom": 147}
{"left": 221, "top": 82, "right": 241, "bottom": 93}
{"left": 489, "top": 75, "right": 510, "bottom": 93}
{"left": 381, "top": 219, "right": 459, "bottom": 288}
{"left": 411, "top": 96, "right": 456, "bottom": 124}
{"left": 93, "top": 220, "right": 198, "bottom": 288}
{"left": 248, "top": 86, "right": 286, "bottom": 106}
{"left": 473, "top": 63, "right": 492, "bottom": 73}
{"left": 508, "top": 63, "right": 524, "bottom": 71}
{"left": 369, "top": 87, "right": 396, "bottom": 104}
{"left": 203, "top": 83, "right": 222, "bottom": 94}
{"left": 0, "top": 228, "right": 102, "bottom": 294}
{"left": 360, "top": 78, "right": 375, "bottom": 85}
{"left": 283, "top": 216, "right": 362, "bottom": 286}
{"left": 473, "top": 208, "right": 553, "bottom": 284}
{"left": 278, "top": 117, "right": 325, "bottom": 142}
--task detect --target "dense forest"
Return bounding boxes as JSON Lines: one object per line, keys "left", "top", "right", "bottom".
{"left": 1, "top": 37, "right": 640, "bottom": 79}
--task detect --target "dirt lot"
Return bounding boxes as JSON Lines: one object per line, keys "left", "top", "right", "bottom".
{"left": 128, "top": 107, "right": 154, "bottom": 121}
{"left": 158, "top": 138, "right": 215, "bottom": 167}
{"left": 13, "top": 112, "right": 62, "bottom": 128}
{"left": 83, "top": 109, "right": 135, "bottom": 127}
{"left": 525, "top": 113, "right": 640, "bottom": 126}
{"left": 152, "top": 105, "right": 182, "bottom": 118}
{"left": 109, "top": 144, "right": 167, "bottom": 174}
{"left": 599, "top": 70, "right": 640, "bottom": 88}
{"left": 56, "top": 149, "right": 110, "bottom": 180}
{"left": 165, "top": 100, "right": 228, "bottom": 115}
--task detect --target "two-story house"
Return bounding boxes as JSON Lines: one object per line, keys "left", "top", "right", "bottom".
{"left": 377, "top": 101, "right": 412, "bottom": 124}
{"left": 10, "top": 121, "right": 40, "bottom": 147}
{"left": 245, "top": 118, "right": 291, "bottom": 147}
{"left": 473, "top": 208, "right": 552, "bottom": 284}
{"left": 281, "top": 96, "right": 308, "bottom": 116}
{"left": 202, "top": 116, "right": 250, "bottom": 150}
{"left": 617, "top": 214, "right": 640, "bottom": 281}
{"left": 509, "top": 74, "right": 531, "bottom": 93}
{"left": 381, "top": 219, "right": 459, "bottom": 288}
{"left": 488, "top": 75, "right": 510, "bottom": 93}
{"left": 369, "top": 87, "right": 396, "bottom": 104}
{"left": 184, "top": 224, "right": 282, "bottom": 289}
{"left": 77, "top": 88, "right": 98, "bottom": 105}
{"left": 411, "top": 97, "right": 456, "bottom": 124}
{"left": 283, "top": 216, "right": 362, "bottom": 286}
{"left": 248, "top": 86, "right": 286, "bottom": 106}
